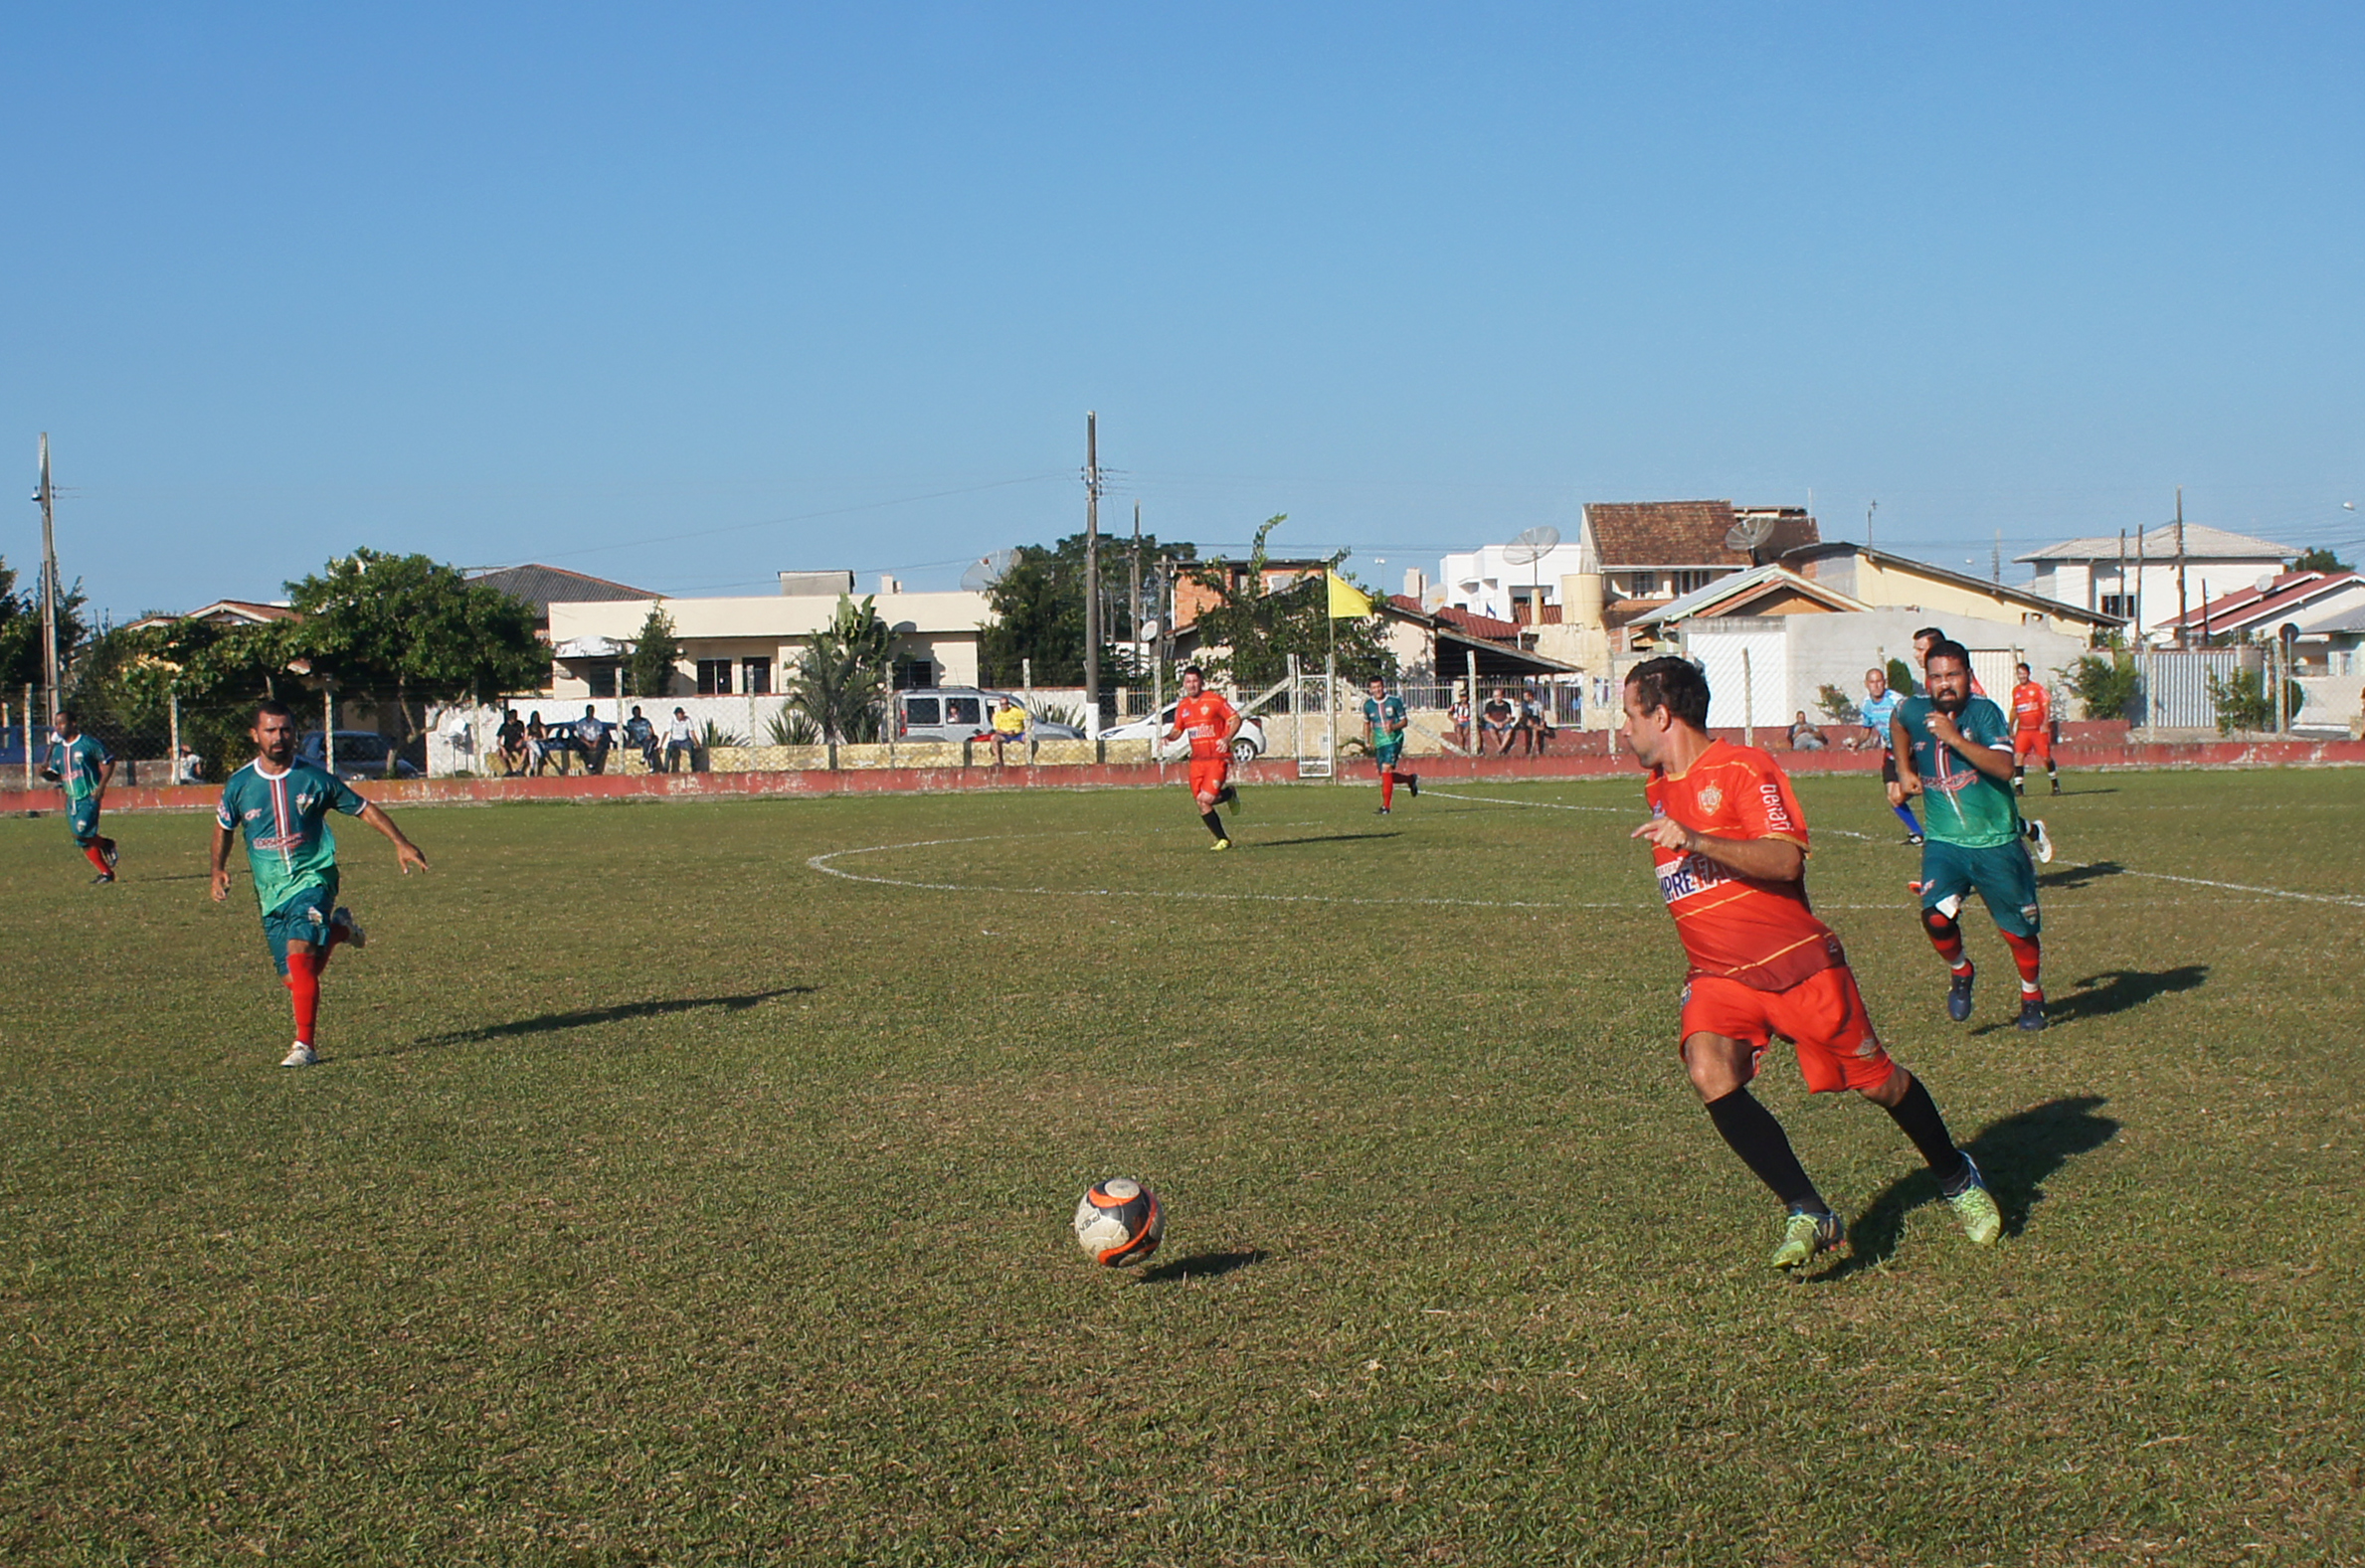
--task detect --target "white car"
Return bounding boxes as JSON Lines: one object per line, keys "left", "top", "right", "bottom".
{"left": 1097, "top": 702, "right": 1268, "bottom": 765}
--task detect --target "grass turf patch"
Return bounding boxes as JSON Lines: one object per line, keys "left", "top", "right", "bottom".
{"left": 1, "top": 768, "right": 2360, "bottom": 1564}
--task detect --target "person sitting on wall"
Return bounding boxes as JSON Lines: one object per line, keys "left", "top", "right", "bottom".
{"left": 497, "top": 710, "right": 528, "bottom": 777}
{"left": 573, "top": 705, "right": 612, "bottom": 776}
{"left": 1482, "top": 690, "right": 1519, "bottom": 755}
{"left": 623, "top": 706, "right": 659, "bottom": 772}
{"left": 1789, "top": 711, "right": 1829, "bottom": 751}
{"left": 987, "top": 696, "right": 1027, "bottom": 767}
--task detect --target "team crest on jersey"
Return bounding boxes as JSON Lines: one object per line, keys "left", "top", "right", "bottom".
{"left": 1698, "top": 784, "right": 1724, "bottom": 813}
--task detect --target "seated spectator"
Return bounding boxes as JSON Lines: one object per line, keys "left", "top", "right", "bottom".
{"left": 987, "top": 696, "right": 1027, "bottom": 766}
{"left": 496, "top": 709, "right": 528, "bottom": 776}
{"left": 1521, "top": 689, "right": 1555, "bottom": 755}
{"left": 1788, "top": 711, "right": 1829, "bottom": 751}
{"left": 573, "top": 705, "right": 613, "bottom": 775}
{"left": 664, "top": 707, "right": 697, "bottom": 774}
{"left": 623, "top": 705, "right": 659, "bottom": 772}
{"left": 1481, "top": 690, "right": 1518, "bottom": 755}
{"left": 174, "top": 744, "right": 205, "bottom": 784}
{"left": 525, "top": 712, "right": 553, "bottom": 776}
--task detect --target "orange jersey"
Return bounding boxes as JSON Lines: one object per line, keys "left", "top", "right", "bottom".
{"left": 1173, "top": 691, "right": 1238, "bottom": 761}
{"left": 2010, "top": 680, "right": 2051, "bottom": 733}
{"left": 1643, "top": 741, "right": 1844, "bottom": 992}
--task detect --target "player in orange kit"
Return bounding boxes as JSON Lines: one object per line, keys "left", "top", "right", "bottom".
{"left": 1619, "top": 655, "right": 2000, "bottom": 1271}
{"left": 2009, "top": 662, "right": 2059, "bottom": 796}
{"left": 1165, "top": 665, "right": 1243, "bottom": 850}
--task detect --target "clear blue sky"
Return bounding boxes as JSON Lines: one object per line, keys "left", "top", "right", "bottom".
{"left": 6, "top": 3, "right": 2361, "bottom": 619}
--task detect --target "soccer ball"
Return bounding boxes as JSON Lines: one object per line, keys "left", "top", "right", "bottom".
{"left": 1072, "top": 1177, "right": 1165, "bottom": 1267}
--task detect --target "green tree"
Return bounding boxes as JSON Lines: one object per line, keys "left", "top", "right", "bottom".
{"left": 2294, "top": 547, "right": 2355, "bottom": 574}
{"left": 1884, "top": 656, "right": 1917, "bottom": 700}
{"left": 788, "top": 595, "right": 893, "bottom": 744}
{"left": 1182, "top": 517, "right": 1397, "bottom": 694}
{"left": 979, "top": 532, "right": 1195, "bottom": 687}
{"left": 287, "top": 550, "right": 545, "bottom": 771}
{"left": 0, "top": 556, "right": 91, "bottom": 695}
{"left": 628, "top": 606, "right": 682, "bottom": 698}
{"left": 2061, "top": 651, "right": 2140, "bottom": 721}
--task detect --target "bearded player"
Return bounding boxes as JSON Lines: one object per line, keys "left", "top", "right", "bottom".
{"left": 1362, "top": 675, "right": 1419, "bottom": 814}
{"left": 1621, "top": 656, "right": 1999, "bottom": 1271}
{"left": 1165, "top": 666, "right": 1242, "bottom": 850}
{"left": 1893, "top": 641, "right": 2049, "bottom": 1031}
{"left": 2010, "top": 662, "right": 2060, "bottom": 796}
{"left": 211, "top": 699, "right": 429, "bottom": 1065}
{"left": 42, "top": 708, "right": 120, "bottom": 883}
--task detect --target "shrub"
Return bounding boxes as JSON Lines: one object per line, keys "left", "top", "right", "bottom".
{"left": 2062, "top": 653, "right": 2140, "bottom": 722}
{"left": 2203, "top": 668, "right": 2305, "bottom": 734}
{"left": 699, "top": 720, "right": 748, "bottom": 750}
{"left": 1814, "top": 683, "right": 1858, "bottom": 724}
{"left": 765, "top": 709, "right": 821, "bottom": 746}
{"left": 1885, "top": 657, "right": 1917, "bottom": 699}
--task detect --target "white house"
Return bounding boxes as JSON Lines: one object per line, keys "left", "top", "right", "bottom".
{"left": 2016, "top": 524, "right": 2293, "bottom": 643}
{"left": 1441, "top": 501, "right": 1819, "bottom": 624}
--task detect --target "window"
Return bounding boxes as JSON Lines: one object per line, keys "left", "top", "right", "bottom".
{"left": 2099, "top": 595, "right": 2130, "bottom": 619}
{"left": 696, "top": 659, "right": 733, "bottom": 695}
{"left": 1627, "top": 572, "right": 1660, "bottom": 597}
{"left": 891, "top": 657, "right": 935, "bottom": 691}
{"left": 1671, "top": 570, "right": 1717, "bottom": 596}
{"left": 586, "top": 662, "right": 619, "bottom": 698}
{"left": 741, "top": 657, "right": 772, "bottom": 696}
{"left": 945, "top": 696, "right": 983, "bottom": 727}
{"left": 902, "top": 696, "right": 941, "bottom": 727}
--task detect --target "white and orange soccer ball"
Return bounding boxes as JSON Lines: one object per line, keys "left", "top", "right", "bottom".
{"left": 1071, "top": 1178, "right": 1165, "bottom": 1267}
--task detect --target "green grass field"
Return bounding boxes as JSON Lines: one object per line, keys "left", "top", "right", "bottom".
{"left": 3, "top": 767, "right": 2361, "bottom": 1566}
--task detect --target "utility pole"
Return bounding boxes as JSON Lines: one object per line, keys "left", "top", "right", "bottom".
{"left": 1865, "top": 499, "right": 1877, "bottom": 553}
{"left": 2173, "top": 486, "right": 2188, "bottom": 648}
{"left": 1083, "top": 412, "right": 1100, "bottom": 722}
{"left": 1129, "top": 501, "right": 1143, "bottom": 681}
{"left": 35, "top": 434, "right": 60, "bottom": 714}
{"left": 1992, "top": 529, "right": 2001, "bottom": 585}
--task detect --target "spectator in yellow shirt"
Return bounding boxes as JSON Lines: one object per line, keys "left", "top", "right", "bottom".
{"left": 989, "top": 697, "right": 1028, "bottom": 766}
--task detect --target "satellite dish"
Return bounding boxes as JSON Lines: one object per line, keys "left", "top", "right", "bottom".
{"left": 1725, "top": 512, "right": 1778, "bottom": 565}
{"left": 960, "top": 548, "right": 1020, "bottom": 592}
{"left": 1504, "top": 525, "right": 1561, "bottom": 566}
{"left": 2256, "top": 576, "right": 2277, "bottom": 594}
{"left": 1137, "top": 618, "right": 1162, "bottom": 642}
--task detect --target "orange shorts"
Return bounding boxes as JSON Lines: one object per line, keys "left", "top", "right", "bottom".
{"left": 2014, "top": 729, "right": 2052, "bottom": 762}
{"left": 1680, "top": 965, "right": 1895, "bottom": 1095}
{"left": 1188, "top": 758, "right": 1231, "bottom": 799}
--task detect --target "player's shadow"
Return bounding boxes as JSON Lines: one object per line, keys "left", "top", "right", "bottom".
{"left": 2024, "top": 964, "right": 2208, "bottom": 1027}
{"left": 390, "top": 987, "right": 815, "bottom": 1054}
{"left": 2039, "top": 860, "right": 2124, "bottom": 890}
{"left": 1815, "top": 1095, "right": 2119, "bottom": 1281}
{"left": 1136, "top": 1248, "right": 1264, "bottom": 1285}
{"left": 1254, "top": 832, "right": 1399, "bottom": 849}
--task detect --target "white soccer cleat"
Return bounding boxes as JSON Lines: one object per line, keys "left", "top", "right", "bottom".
{"left": 2028, "top": 819, "right": 2055, "bottom": 865}
{"left": 331, "top": 906, "right": 368, "bottom": 950}
{"left": 279, "top": 1043, "right": 319, "bottom": 1068}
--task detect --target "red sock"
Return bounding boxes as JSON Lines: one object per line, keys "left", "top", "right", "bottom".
{"left": 2000, "top": 930, "right": 2044, "bottom": 997}
{"left": 84, "top": 844, "right": 110, "bottom": 874}
{"left": 286, "top": 950, "right": 320, "bottom": 1045}
{"left": 1380, "top": 770, "right": 1395, "bottom": 808}
{"left": 1923, "top": 912, "right": 1971, "bottom": 974}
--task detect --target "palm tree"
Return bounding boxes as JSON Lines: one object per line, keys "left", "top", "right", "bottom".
{"left": 787, "top": 595, "right": 892, "bottom": 743}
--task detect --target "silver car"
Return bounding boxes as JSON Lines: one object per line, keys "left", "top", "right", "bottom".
{"left": 892, "top": 688, "right": 1086, "bottom": 745}
{"left": 1096, "top": 702, "right": 1268, "bottom": 765}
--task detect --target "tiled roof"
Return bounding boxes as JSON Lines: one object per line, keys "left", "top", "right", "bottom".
{"left": 1434, "top": 605, "right": 1524, "bottom": 640}
{"left": 469, "top": 564, "right": 658, "bottom": 611}
{"left": 1584, "top": 502, "right": 1818, "bottom": 568}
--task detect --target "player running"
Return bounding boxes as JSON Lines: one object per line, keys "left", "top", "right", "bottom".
{"left": 2010, "top": 662, "right": 2061, "bottom": 796}
{"left": 1860, "top": 667, "right": 1924, "bottom": 845}
{"left": 1910, "top": 626, "right": 2053, "bottom": 865}
{"left": 1620, "top": 656, "right": 1999, "bottom": 1270}
{"left": 1362, "top": 675, "right": 1419, "bottom": 814}
{"left": 1892, "top": 640, "right": 2050, "bottom": 1031}
{"left": 210, "top": 699, "right": 429, "bottom": 1066}
{"left": 1165, "top": 666, "right": 1242, "bottom": 850}
{"left": 42, "top": 709, "right": 119, "bottom": 883}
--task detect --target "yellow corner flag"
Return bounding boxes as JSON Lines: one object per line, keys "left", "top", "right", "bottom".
{"left": 1326, "top": 572, "right": 1374, "bottom": 618}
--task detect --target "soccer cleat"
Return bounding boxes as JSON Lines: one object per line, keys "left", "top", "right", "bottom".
{"left": 331, "top": 907, "right": 368, "bottom": 951}
{"left": 1404, "top": 774, "right": 1418, "bottom": 797}
{"left": 279, "top": 1043, "right": 319, "bottom": 1068}
{"left": 2016, "top": 995, "right": 2048, "bottom": 1032}
{"left": 2027, "top": 818, "right": 2055, "bottom": 864}
{"left": 1907, "top": 832, "right": 1924, "bottom": 846}
{"left": 1943, "top": 1156, "right": 2002, "bottom": 1246}
{"left": 2051, "top": 781, "right": 2061, "bottom": 796}
{"left": 1374, "top": 806, "right": 1390, "bottom": 815}
{"left": 1907, "top": 880, "right": 1923, "bottom": 897}
{"left": 1218, "top": 784, "right": 1244, "bottom": 815}
{"left": 1208, "top": 838, "right": 1231, "bottom": 852}
{"left": 1770, "top": 1208, "right": 1845, "bottom": 1271}
{"left": 90, "top": 873, "right": 115, "bottom": 885}
{"left": 1947, "top": 970, "right": 1975, "bottom": 1022}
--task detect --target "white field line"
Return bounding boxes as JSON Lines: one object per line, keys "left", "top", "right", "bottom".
{"left": 2117, "top": 870, "right": 2365, "bottom": 908}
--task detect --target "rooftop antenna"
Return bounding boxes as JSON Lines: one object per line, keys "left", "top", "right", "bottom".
{"left": 960, "top": 548, "right": 1019, "bottom": 593}
{"left": 1504, "top": 525, "right": 1560, "bottom": 621}
{"left": 1725, "top": 511, "right": 1777, "bottom": 568}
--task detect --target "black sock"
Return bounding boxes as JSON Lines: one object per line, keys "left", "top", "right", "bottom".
{"left": 1201, "top": 810, "right": 1226, "bottom": 840}
{"left": 1704, "top": 1088, "right": 1824, "bottom": 1212}
{"left": 1884, "top": 1076, "right": 1969, "bottom": 1188}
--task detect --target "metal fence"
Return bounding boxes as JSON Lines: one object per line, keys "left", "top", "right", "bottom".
{"left": 0, "top": 684, "right": 438, "bottom": 791}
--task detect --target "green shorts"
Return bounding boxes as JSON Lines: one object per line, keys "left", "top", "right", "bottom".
{"left": 1373, "top": 739, "right": 1404, "bottom": 768}
{"left": 1918, "top": 838, "right": 2040, "bottom": 939}
{"left": 68, "top": 801, "right": 102, "bottom": 847}
{"left": 261, "top": 870, "right": 340, "bottom": 975}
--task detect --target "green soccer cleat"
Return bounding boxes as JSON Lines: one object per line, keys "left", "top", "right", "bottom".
{"left": 1944, "top": 1156, "right": 2002, "bottom": 1246}
{"left": 1769, "top": 1208, "right": 1845, "bottom": 1271}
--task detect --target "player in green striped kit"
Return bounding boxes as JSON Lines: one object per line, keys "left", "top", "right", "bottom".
{"left": 1892, "top": 640, "right": 2048, "bottom": 1031}
{"left": 210, "top": 699, "right": 429, "bottom": 1066}
{"left": 42, "top": 709, "right": 119, "bottom": 883}
{"left": 1362, "top": 676, "right": 1418, "bottom": 814}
